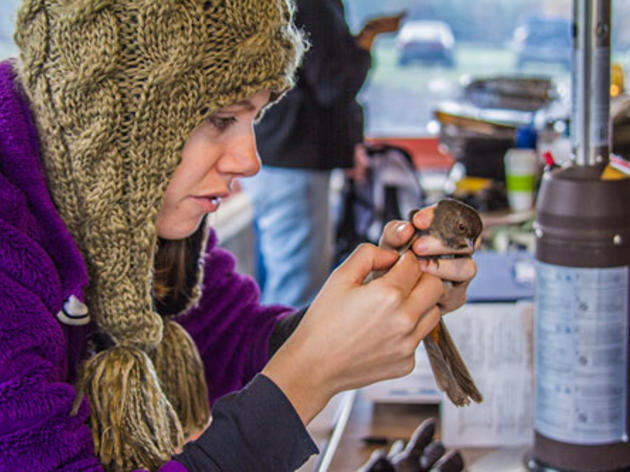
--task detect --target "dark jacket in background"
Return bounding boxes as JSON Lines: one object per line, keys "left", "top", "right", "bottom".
{"left": 255, "top": 0, "right": 372, "bottom": 170}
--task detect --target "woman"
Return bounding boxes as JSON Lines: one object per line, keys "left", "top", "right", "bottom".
{"left": 0, "top": 1, "right": 477, "bottom": 471}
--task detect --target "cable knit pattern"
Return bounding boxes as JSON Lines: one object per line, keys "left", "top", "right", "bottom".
{"left": 0, "top": 60, "right": 296, "bottom": 470}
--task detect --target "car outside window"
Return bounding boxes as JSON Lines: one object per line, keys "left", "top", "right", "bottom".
{"left": 343, "top": 0, "right": 630, "bottom": 138}
{"left": 396, "top": 20, "right": 455, "bottom": 68}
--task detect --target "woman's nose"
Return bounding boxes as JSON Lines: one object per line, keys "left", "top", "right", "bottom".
{"left": 242, "top": 128, "right": 262, "bottom": 177}
{"left": 226, "top": 126, "right": 261, "bottom": 177}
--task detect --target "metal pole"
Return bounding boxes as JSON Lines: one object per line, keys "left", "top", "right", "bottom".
{"left": 531, "top": 2, "right": 630, "bottom": 471}
{"left": 314, "top": 390, "right": 357, "bottom": 472}
{"left": 571, "top": 0, "right": 611, "bottom": 168}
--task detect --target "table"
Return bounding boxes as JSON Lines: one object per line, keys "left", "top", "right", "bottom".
{"left": 301, "top": 390, "right": 500, "bottom": 472}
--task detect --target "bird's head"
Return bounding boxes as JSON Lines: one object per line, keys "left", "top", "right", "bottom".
{"left": 433, "top": 199, "right": 483, "bottom": 251}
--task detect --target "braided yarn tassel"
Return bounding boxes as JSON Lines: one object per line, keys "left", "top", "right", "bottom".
{"left": 73, "top": 346, "right": 184, "bottom": 472}
{"left": 152, "top": 320, "right": 210, "bottom": 439}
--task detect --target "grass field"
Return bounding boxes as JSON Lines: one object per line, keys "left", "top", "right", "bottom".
{"left": 361, "top": 38, "right": 572, "bottom": 135}
{"left": 369, "top": 38, "right": 569, "bottom": 95}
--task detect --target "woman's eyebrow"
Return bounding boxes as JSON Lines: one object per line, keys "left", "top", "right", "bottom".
{"left": 224, "top": 100, "right": 256, "bottom": 112}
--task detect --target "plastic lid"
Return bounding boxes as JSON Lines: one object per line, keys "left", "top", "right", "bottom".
{"left": 515, "top": 126, "right": 537, "bottom": 149}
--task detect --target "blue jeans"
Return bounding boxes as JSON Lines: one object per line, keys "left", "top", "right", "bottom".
{"left": 241, "top": 167, "right": 333, "bottom": 309}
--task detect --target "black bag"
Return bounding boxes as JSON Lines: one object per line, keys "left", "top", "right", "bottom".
{"left": 334, "top": 143, "right": 424, "bottom": 266}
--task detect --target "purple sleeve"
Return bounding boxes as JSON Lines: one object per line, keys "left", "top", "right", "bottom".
{"left": 0, "top": 226, "right": 101, "bottom": 470}
{"left": 176, "top": 230, "right": 296, "bottom": 404}
{"left": 0, "top": 63, "right": 102, "bottom": 471}
{"left": 157, "top": 462, "right": 188, "bottom": 472}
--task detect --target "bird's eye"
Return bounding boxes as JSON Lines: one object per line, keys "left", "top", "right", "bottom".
{"left": 457, "top": 223, "right": 466, "bottom": 232}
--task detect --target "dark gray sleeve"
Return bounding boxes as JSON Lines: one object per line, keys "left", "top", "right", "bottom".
{"left": 174, "top": 374, "right": 318, "bottom": 472}
{"left": 269, "top": 307, "right": 308, "bottom": 357}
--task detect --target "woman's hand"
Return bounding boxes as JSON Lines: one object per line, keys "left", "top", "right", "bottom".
{"left": 356, "top": 12, "right": 405, "bottom": 50}
{"left": 378, "top": 205, "right": 478, "bottom": 314}
{"left": 262, "top": 243, "right": 443, "bottom": 424}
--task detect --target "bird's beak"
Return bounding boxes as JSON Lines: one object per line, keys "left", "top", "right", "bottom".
{"left": 466, "top": 237, "right": 476, "bottom": 251}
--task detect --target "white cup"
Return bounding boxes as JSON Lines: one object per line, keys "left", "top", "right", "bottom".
{"left": 504, "top": 148, "right": 538, "bottom": 212}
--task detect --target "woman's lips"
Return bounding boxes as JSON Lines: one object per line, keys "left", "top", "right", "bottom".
{"left": 191, "top": 195, "right": 222, "bottom": 213}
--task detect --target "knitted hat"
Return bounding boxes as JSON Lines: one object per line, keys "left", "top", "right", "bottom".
{"left": 14, "top": 1, "right": 305, "bottom": 470}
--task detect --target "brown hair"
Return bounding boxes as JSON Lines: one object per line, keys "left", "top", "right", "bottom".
{"left": 154, "top": 238, "right": 189, "bottom": 303}
{"left": 153, "top": 219, "right": 208, "bottom": 315}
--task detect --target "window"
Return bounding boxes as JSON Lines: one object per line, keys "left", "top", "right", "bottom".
{"left": 343, "top": 0, "right": 630, "bottom": 137}
{"left": 4, "top": 1, "right": 629, "bottom": 140}
{"left": 0, "top": 1, "right": 19, "bottom": 60}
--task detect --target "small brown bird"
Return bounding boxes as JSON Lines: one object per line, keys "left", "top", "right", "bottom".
{"left": 411, "top": 199, "right": 482, "bottom": 254}
{"left": 384, "top": 199, "right": 483, "bottom": 407}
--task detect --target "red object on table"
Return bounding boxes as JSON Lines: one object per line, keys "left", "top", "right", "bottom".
{"left": 365, "top": 136, "right": 454, "bottom": 171}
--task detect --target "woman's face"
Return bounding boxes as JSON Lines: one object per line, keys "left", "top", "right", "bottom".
{"left": 156, "top": 89, "right": 271, "bottom": 239}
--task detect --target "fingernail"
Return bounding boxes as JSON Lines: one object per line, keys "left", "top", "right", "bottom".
{"left": 414, "top": 239, "right": 428, "bottom": 253}
{"left": 396, "top": 222, "right": 407, "bottom": 234}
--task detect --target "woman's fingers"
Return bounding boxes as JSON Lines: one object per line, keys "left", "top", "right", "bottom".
{"left": 410, "top": 205, "right": 435, "bottom": 230}
{"left": 438, "top": 281, "right": 470, "bottom": 314}
{"left": 403, "top": 272, "right": 444, "bottom": 321}
{"left": 418, "top": 256, "right": 477, "bottom": 284}
{"left": 379, "top": 205, "right": 439, "bottom": 252}
{"left": 411, "top": 306, "right": 442, "bottom": 343}
{"left": 379, "top": 220, "right": 414, "bottom": 251}
{"left": 417, "top": 257, "right": 476, "bottom": 314}
{"left": 334, "top": 243, "right": 399, "bottom": 285}
{"left": 386, "top": 304, "right": 442, "bottom": 378}
{"left": 411, "top": 234, "right": 475, "bottom": 257}
{"left": 371, "top": 250, "right": 425, "bottom": 299}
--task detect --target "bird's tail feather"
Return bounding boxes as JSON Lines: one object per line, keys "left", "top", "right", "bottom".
{"left": 424, "top": 320, "right": 483, "bottom": 406}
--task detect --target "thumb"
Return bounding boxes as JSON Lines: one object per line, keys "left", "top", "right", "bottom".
{"left": 334, "top": 243, "right": 399, "bottom": 285}
{"left": 411, "top": 205, "right": 436, "bottom": 231}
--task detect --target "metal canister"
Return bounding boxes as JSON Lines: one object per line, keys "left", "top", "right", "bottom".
{"left": 531, "top": 166, "right": 630, "bottom": 472}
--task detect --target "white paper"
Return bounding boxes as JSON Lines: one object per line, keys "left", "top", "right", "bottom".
{"left": 361, "top": 342, "right": 441, "bottom": 404}
{"left": 441, "top": 302, "right": 535, "bottom": 448}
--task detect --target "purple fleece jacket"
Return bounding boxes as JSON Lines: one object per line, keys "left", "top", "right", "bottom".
{"left": 0, "top": 60, "right": 295, "bottom": 471}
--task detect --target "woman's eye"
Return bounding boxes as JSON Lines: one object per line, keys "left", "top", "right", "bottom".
{"left": 209, "top": 115, "right": 236, "bottom": 131}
